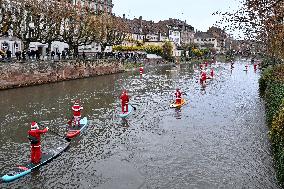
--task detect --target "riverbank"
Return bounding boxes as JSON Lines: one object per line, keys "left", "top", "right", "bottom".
{"left": 0, "top": 59, "right": 123, "bottom": 90}
{"left": 0, "top": 58, "right": 173, "bottom": 90}
{"left": 259, "top": 63, "right": 284, "bottom": 186}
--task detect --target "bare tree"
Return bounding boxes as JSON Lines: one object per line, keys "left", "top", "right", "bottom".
{"left": 97, "top": 14, "right": 130, "bottom": 52}
{"left": 59, "top": 3, "right": 101, "bottom": 57}
{"left": 215, "top": 0, "right": 284, "bottom": 59}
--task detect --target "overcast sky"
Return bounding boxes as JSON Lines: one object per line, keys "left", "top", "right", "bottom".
{"left": 113, "top": 0, "right": 242, "bottom": 35}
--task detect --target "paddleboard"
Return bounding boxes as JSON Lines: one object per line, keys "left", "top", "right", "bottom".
{"left": 1, "top": 142, "right": 69, "bottom": 182}
{"left": 170, "top": 99, "right": 186, "bottom": 108}
{"left": 118, "top": 104, "right": 133, "bottom": 118}
{"left": 66, "top": 117, "right": 88, "bottom": 139}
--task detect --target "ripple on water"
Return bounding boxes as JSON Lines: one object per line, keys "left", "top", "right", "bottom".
{"left": 0, "top": 61, "right": 280, "bottom": 188}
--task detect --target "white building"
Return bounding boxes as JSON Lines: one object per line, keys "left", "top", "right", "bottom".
{"left": 169, "top": 28, "right": 181, "bottom": 46}
{"left": 131, "top": 33, "right": 145, "bottom": 41}
{"left": 0, "top": 36, "right": 22, "bottom": 57}
{"left": 78, "top": 42, "right": 112, "bottom": 54}
{"left": 29, "top": 41, "right": 69, "bottom": 58}
{"left": 194, "top": 32, "right": 219, "bottom": 51}
{"left": 146, "top": 33, "right": 159, "bottom": 42}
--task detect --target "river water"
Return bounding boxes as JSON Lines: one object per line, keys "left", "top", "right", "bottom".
{"left": 0, "top": 60, "right": 280, "bottom": 188}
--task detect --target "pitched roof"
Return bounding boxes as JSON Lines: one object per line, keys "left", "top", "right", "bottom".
{"left": 194, "top": 32, "right": 214, "bottom": 39}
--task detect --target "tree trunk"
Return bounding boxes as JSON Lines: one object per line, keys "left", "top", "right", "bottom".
{"left": 23, "top": 41, "right": 30, "bottom": 52}
{"left": 48, "top": 42, "right": 52, "bottom": 55}
{"left": 73, "top": 45, "right": 79, "bottom": 59}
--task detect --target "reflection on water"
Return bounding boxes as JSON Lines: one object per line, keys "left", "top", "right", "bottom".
{"left": 0, "top": 60, "right": 280, "bottom": 188}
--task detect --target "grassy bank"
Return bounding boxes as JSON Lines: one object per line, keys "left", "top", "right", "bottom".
{"left": 259, "top": 64, "right": 284, "bottom": 186}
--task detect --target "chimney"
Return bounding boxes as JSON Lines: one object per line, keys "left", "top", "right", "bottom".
{"left": 139, "top": 16, "right": 142, "bottom": 28}
{"left": 123, "top": 14, "right": 126, "bottom": 19}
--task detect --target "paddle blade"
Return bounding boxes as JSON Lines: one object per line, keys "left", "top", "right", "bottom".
{"left": 65, "top": 137, "right": 71, "bottom": 142}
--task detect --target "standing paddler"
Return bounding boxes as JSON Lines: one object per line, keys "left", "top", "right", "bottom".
{"left": 139, "top": 66, "right": 144, "bottom": 75}
{"left": 175, "top": 88, "right": 182, "bottom": 104}
{"left": 28, "top": 122, "right": 49, "bottom": 164}
{"left": 71, "top": 100, "right": 83, "bottom": 126}
{"left": 120, "top": 89, "right": 129, "bottom": 113}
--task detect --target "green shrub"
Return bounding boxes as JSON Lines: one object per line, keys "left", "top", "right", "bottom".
{"left": 259, "top": 66, "right": 274, "bottom": 94}
{"left": 270, "top": 100, "right": 284, "bottom": 184}
{"left": 264, "top": 82, "right": 284, "bottom": 125}
{"left": 261, "top": 64, "right": 284, "bottom": 186}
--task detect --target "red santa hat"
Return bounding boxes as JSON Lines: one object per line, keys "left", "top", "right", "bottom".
{"left": 31, "top": 121, "right": 39, "bottom": 129}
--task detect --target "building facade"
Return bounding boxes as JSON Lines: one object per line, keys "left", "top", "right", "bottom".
{"left": 69, "top": 0, "right": 113, "bottom": 14}
{"left": 0, "top": 37, "right": 22, "bottom": 57}
{"left": 194, "top": 32, "right": 219, "bottom": 50}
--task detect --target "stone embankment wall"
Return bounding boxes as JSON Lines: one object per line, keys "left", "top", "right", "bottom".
{"left": 0, "top": 59, "right": 123, "bottom": 90}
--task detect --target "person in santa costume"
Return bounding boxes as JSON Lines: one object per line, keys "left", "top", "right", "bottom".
{"left": 175, "top": 88, "right": 182, "bottom": 104}
{"left": 120, "top": 89, "right": 129, "bottom": 113}
{"left": 139, "top": 66, "right": 144, "bottom": 75}
{"left": 200, "top": 71, "right": 207, "bottom": 85}
{"left": 28, "top": 122, "right": 48, "bottom": 164}
{"left": 72, "top": 100, "right": 83, "bottom": 126}
{"left": 210, "top": 68, "right": 214, "bottom": 78}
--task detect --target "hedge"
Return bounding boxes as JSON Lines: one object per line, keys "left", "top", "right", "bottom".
{"left": 260, "top": 64, "right": 284, "bottom": 186}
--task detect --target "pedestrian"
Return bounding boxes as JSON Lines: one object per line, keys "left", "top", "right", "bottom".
{"left": 62, "top": 50, "right": 66, "bottom": 60}
{"left": 35, "top": 49, "right": 40, "bottom": 61}
{"left": 28, "top": 122, "right": 49, "bottom": 164}
{"left": 6, "top": 49, "right": 11, "bottom": 60}
{"left": 82, "top": 51, "right": 86, "bottom": 60}
{"left": 15, "top": 51, "right": 20, "bottom": 60}
{"left": 51, "top": 51, "right": 55, "bottom": 60}
{"left": 22, "top": 51, "right": 26, "bottom": 61}
{"left": 56, "top": 51, "right": 61, "bottom": 60}
{"left": 31, "top": 50, "right": 35, "bottom": 60}
{"left": 27, "top": 50, "right": 31, "bottom": 60}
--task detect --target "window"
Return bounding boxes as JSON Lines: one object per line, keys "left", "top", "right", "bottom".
{"left": 1, "top": 42, "right": 9, "bottom": 50}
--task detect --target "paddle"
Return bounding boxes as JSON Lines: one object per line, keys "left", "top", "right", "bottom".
{"left": 130, "top": 104, "right": 137, "bottom": 111}
{"left": 38, "top": 123, "right": 71, "bottom": 142}
{"left": 49, "top": 129, "right": 71, "bottom": 142}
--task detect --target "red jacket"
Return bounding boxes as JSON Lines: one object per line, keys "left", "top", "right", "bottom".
{"left": 28, "top": 128, "right": 48, "bottom": 146}
{"left": 201, "top": 72, "right": 207, "bottom": 81}
{"left": 210, "top": 69, "right": 214, "bottom": 77}
{"left": 72, "top": 105, "right": 83, "bottom": 117}
{"left": 120, "top": 93, "right": 129, "bottom": 104}
{"left": 175, "top": 90, "right": 182, "bottom": 99}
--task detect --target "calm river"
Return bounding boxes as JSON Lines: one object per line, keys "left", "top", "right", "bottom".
{"left": 0, "top": 60, "right": 280, "bottom": 188}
